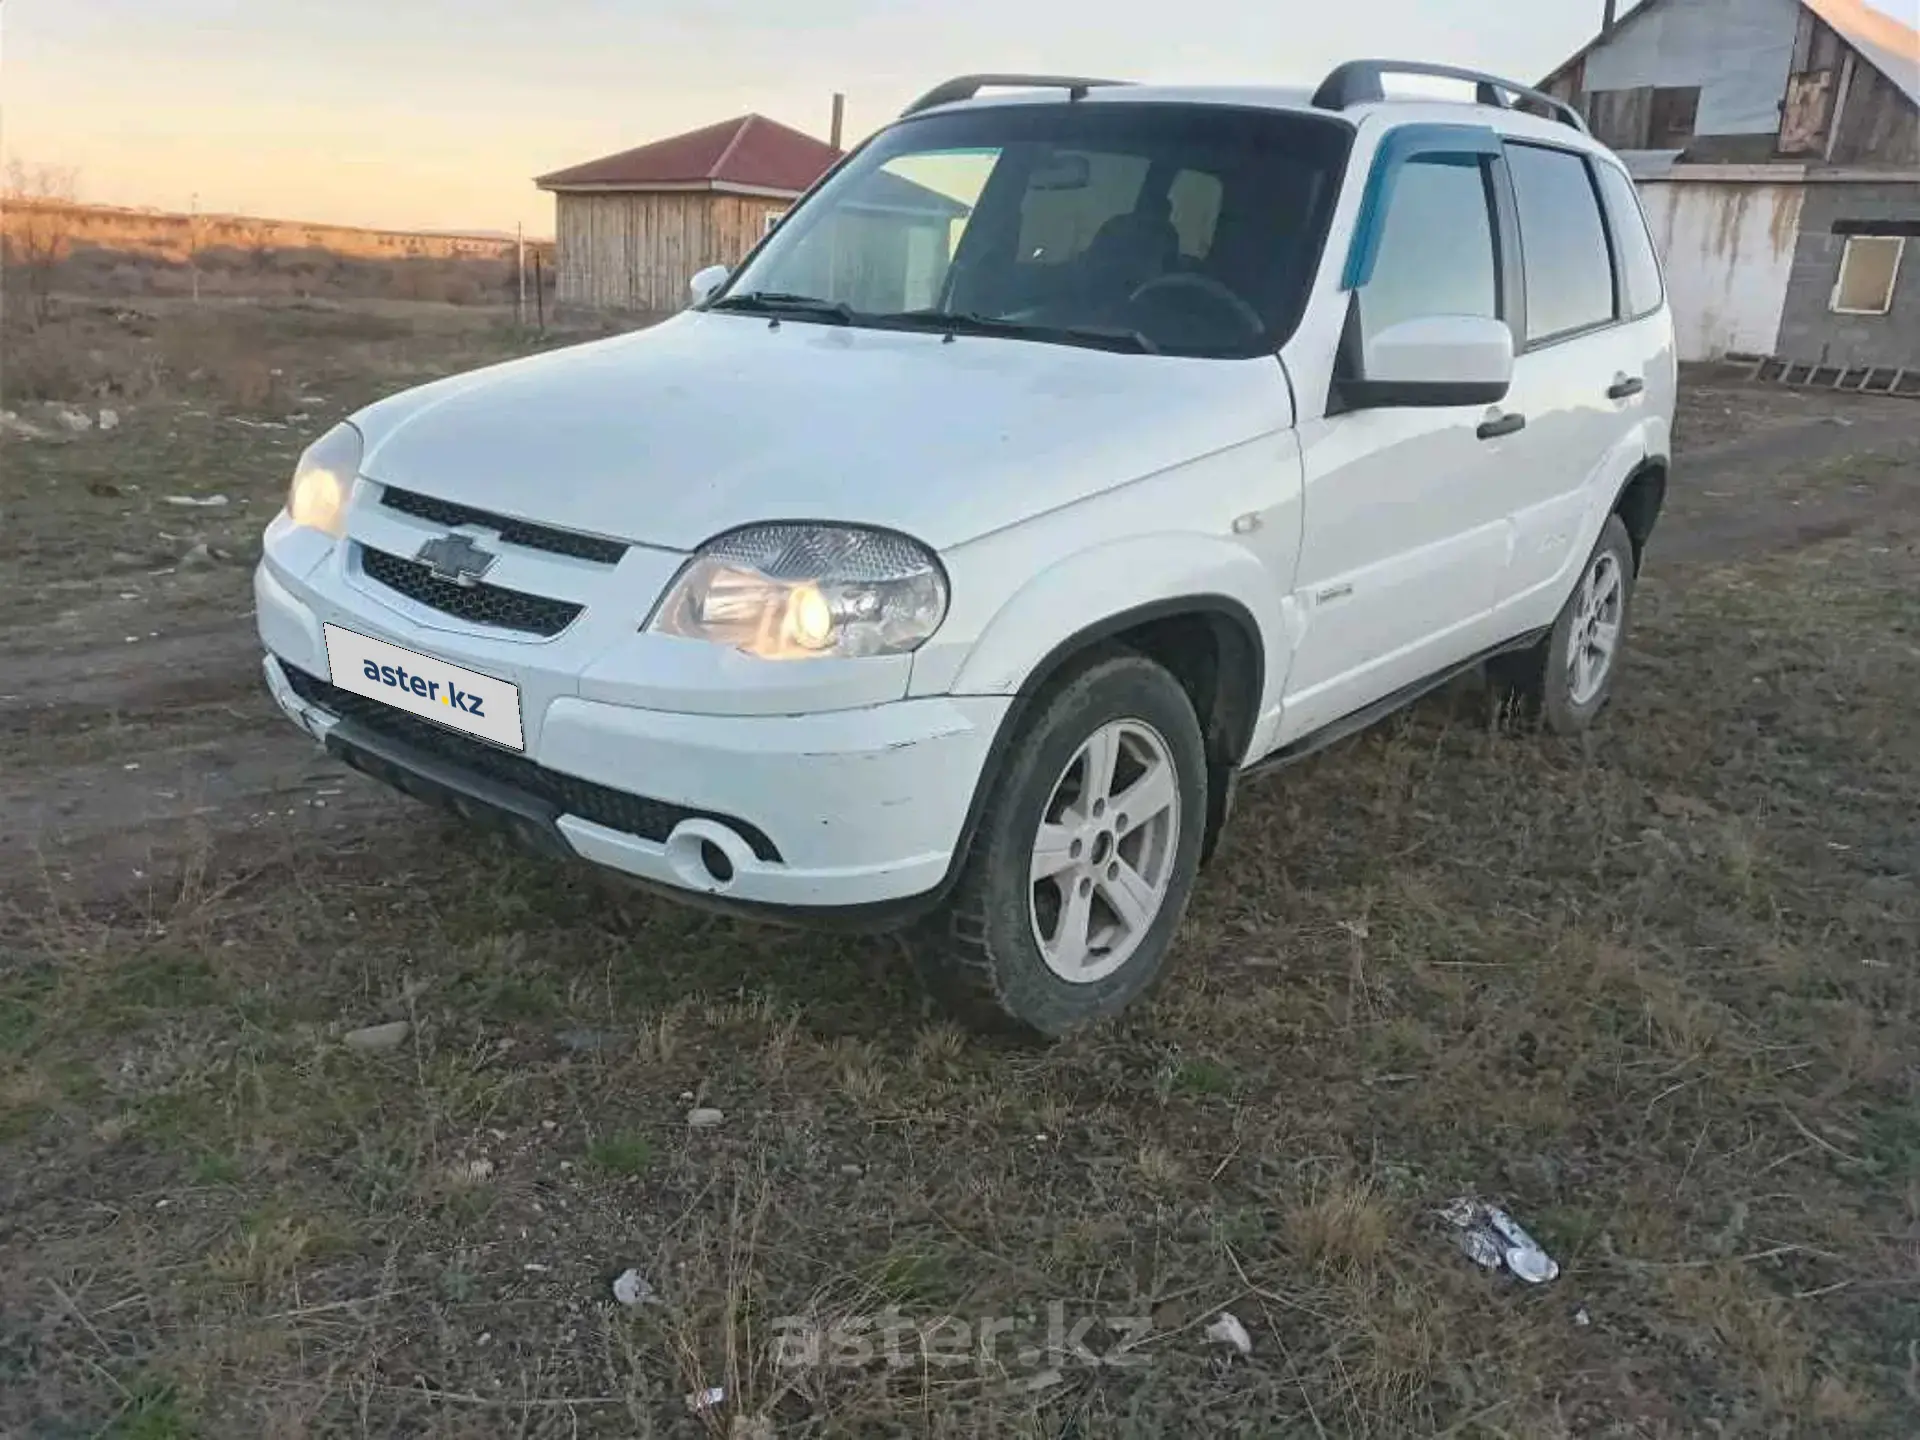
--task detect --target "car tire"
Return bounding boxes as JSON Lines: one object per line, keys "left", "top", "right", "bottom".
{"left": 908, "top": 648, "right": 1209, "bottom": 1039}
{"left": 1491, "top": 513, "right": 1637, "bottom": 735}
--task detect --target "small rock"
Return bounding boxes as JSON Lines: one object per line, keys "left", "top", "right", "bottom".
{"left": 343, "top": 1020, "right": 410, "bottom": 1053}
{"left": 53, "top": 407, "right": 93, "bottom": 432}
{"left": 1574, "top": 1307, "right": 1592, "bottom": 1327}
{"left": 461, "top": 1158, "right": 495, "bottom": 1182}
{"left": 89, "top": 480, "right": 122, "bottom": 497}
{"left": 557, "top": 1029, "right": 617, "bottom": 1053}
{"left": 178, "top": 542, "right": 215, "bottom": 569}
{"left": 839, "top": 1163, "right": 863, "bottom": 1176}
{"left": 163, "top": 493, "right": 230, "bottom": 508}
{"left": 1205, "top": 1311, "right": 1253, "bottom": 1356}
{"left": 98, "top": 408, "right": 120, "bottom": 431}
{"left": 1653, "top": 791, "right": 1717, "bottom": 821}
{"left": 612, "top": 1267, "right": 659, "bottom": 1307}
{"left": 687, "top": 1107, "right": 725, "bottom": 1129}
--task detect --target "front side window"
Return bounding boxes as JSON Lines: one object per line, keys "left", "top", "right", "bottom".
{"left": 1506, "top": 143, "right": 1617, "bottom": 343}
{"left": 714, "top": 103, "right": 1352, "bottom": 357}
{"left": 1357, "top": 154, "right": 1499, "bottom": 341}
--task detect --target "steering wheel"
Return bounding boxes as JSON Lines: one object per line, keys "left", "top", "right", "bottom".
{"left": 1125, "top": 272, "right": 1265, "bottom": 337}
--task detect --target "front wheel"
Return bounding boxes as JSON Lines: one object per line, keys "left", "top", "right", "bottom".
{"left": 908, "top": 650, "right": 1208, "bottom": 1038}
{"left": 1492, "top": 514, "right": 1637, "bottom": 734}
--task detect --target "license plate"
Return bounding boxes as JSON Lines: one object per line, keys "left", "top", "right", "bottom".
{"left": 322, "top": 623, "right": 525, "bottom": 751}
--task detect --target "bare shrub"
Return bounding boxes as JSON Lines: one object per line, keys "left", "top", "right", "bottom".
{"left": 3, "top": 161, "right": 83, "bottom": 323}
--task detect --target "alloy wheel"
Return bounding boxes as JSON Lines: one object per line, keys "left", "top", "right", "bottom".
{"left": 1028, "top": 719, "right": 1182, "bottom": 984}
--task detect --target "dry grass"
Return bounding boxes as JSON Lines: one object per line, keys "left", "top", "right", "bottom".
{"left": 0, "top": 320, "right": 1916, "bottom": 1435}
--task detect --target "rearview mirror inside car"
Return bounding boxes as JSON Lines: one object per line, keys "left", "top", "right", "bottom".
{"left": 1029, "top": 150, "right": 1092, "bottom": 191}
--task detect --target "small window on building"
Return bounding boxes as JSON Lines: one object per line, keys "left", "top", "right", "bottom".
{"left": 1647, "top": 87, "right": 1700, "bottom": 149}
{"left": 764, "top": 209, "right": 785, "bottom": 236}
{"left": 1831, "top": 236, "right": 1904, "bottom": 315}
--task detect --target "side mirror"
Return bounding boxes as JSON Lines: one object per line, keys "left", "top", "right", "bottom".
{"left": 1339, "top": 314, "right": 1514, "bottom": 410}
{"left": 688, "top": 264, "right": 729, "bottom": 307}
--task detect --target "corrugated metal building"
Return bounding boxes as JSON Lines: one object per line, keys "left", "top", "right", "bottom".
{"left": 536, "top": 115, "right": 842, "bottom": 313}
{"left": 1541, "top": 0, "right": 1920, "bottom": 375}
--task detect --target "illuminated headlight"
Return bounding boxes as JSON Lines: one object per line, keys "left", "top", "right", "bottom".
{"left": 648, "top": 524, "right": 949, "bottom": 660}
{"left": 285, "top": 422, "right": 362, "bottom": 538}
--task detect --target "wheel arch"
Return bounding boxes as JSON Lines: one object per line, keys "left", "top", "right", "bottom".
{"left": 943, "top": 595, "right": 1265, "bottom": 890}
{"left": 1611, "top": 456, "right": 1668, "bottom": 572}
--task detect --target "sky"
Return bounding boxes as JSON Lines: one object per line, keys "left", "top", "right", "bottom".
{"left": 0, "top": 0, "right": 1907, "bottom": 235}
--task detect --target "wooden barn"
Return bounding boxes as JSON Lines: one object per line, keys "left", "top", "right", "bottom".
{"left": 536, "top": 115, "right": 842, "bottom": 313}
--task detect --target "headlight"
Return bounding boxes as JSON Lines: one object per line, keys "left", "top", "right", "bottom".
{"left": 648, "top": 524, "right": 948, "bottom": 660}
{"left": 286, "top": 422, "right": 362, "bottom": 538}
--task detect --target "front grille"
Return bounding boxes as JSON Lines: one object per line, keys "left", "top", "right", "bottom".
{"left": 283, "top": 665, "right": 782, "bottom": 861}
{"left": 381, "top": 487, "right": 628, "bottom": 565}
{"left": 360, "top": 547, "right": 583, "bottom": 637}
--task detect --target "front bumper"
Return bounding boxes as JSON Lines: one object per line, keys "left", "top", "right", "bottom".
{"left": 257, "top": 560, "right": 1008, "bottom": 914}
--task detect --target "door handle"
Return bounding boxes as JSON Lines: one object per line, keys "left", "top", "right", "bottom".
{"left": 1607, "top": 374, "right": 1646, "bottom": 400}
{"left": 1476, "top": 412, "right": 1527, "bottom": 440}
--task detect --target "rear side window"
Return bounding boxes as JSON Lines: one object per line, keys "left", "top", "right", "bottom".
{"left": 1358, "top": 156, "right": 1499, "bottom": 341}
{"left": 1593, "top": 161, "right": 1664, "bottom": 319}
{"left": 1506, "top": 144, "right": 1616, "bottom": 343}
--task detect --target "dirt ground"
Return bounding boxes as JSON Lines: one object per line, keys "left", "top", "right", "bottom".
{"left": 2, "top": 306, "right": 1917, "bottom": 1437}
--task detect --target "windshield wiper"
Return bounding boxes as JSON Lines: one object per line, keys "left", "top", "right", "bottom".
{"left": 709, "top": 291, "right": 853, "bottom": 324}
{"left": 878, "top": 309, "right": 1160, "bottom": 355}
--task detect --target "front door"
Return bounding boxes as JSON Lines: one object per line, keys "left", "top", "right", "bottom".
{"left": 1279, "top": 144, "right": 1516, "bottom": 744}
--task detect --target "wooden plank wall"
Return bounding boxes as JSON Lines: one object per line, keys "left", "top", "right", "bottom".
{"left": 1826, "top": 61, "right": 1920, "bottom": 167}
{"left": 554, "top": 192, "right": 788, "bottom": 312}
{"left": 1783, "top": 9, "right": 1920, "bottom": 167}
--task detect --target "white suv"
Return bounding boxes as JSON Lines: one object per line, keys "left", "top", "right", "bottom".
{"left": 256, "top": 62, "right": 1674, "bottom": 1035}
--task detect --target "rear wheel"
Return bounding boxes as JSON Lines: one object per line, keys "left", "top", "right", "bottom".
{"left": 1492, "top": 514, "right": 1636, "bottom": 734}
{"left": 908, "top": 650, "right": 1208, "bottom": 1038}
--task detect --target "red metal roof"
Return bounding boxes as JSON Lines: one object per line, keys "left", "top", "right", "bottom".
{"left": 535, "top": 115, "right": 841, "bottom": 195}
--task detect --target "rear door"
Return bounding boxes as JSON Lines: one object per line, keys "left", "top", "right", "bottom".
{"left": 1487, "top": 142, "right": 1655, "bottom": 633}
{"left": 1280, "top": 132, "right": 1517, "bottom": 742}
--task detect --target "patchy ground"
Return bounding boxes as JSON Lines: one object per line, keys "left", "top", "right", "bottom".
{"left": 1, "top": 308, "right": 1917, "bottom": 1438}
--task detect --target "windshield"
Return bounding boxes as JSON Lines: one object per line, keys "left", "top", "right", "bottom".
{"left": 713, "top": 102, "right": 1352, "bottom": 358}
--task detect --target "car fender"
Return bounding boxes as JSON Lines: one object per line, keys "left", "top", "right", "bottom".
{"left": 941, "top": 533, "right": 1290, "bottom": 721}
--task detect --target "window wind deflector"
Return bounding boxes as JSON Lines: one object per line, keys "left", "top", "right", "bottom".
{"left": 708, "top": 291, "right": 855, "bottom": 324}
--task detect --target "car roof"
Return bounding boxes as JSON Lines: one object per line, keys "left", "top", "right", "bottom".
{"left": 906, "top": 84, "right": 1613, "bottom": 156}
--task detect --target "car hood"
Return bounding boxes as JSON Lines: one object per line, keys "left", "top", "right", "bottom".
{"left": 351, "top": 311, "right": 1293, "bottom": 553}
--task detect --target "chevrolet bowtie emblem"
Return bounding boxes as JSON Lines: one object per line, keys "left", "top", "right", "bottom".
{"left": 414, "top": 532, "right": 497, "bottom": 588}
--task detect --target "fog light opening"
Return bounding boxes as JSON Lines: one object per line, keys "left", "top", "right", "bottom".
{"left": 699, "top": 839, "right": 735, "bottom": 884}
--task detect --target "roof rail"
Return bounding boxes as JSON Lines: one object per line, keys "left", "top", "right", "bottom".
{"left": 900, "top": 74, "right": 1131, "bottom": 118}
{"left": 1311, "top": 60, "right": 1589, "bottom": 133}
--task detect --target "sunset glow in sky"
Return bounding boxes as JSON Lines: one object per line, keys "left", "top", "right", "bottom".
{"left": 3, "top": 0, "right": 1907, "bottom": 234}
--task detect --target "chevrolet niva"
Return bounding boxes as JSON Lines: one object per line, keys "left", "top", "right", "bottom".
{"left": 257, "top": 62, "right": 1674, "bottom": 1035}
